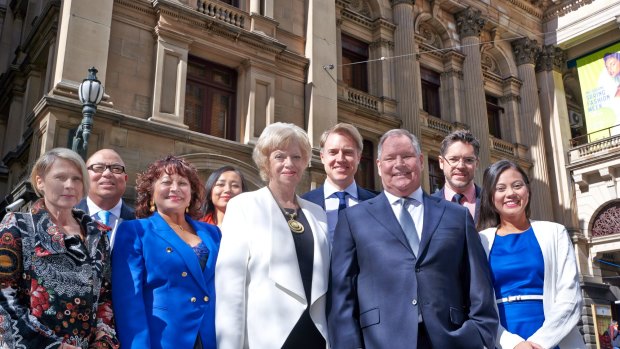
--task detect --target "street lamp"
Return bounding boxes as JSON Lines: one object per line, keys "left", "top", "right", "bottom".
{"left": 72, "top": 67, "right": 104, "bottom": 159}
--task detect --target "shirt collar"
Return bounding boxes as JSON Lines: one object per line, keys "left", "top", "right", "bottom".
{"left": 86, "top": 196, "right": 123, "bottom": 218}
{"left": 323, "top": 180, "right": 358, "bottom": 200}
{"left": 385, "top": 186, "right": 424, "bottom": 205}
{"left": 444, "top": 184, "right": 476, "bottom": 203}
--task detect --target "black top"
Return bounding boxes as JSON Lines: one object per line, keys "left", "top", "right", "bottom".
{"left": 281, "top": 208, "right": 325, "bottom": 349}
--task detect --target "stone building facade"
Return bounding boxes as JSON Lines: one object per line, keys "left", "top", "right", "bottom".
{"left": 0, "top": 0, "right": 619, "bottom": 347}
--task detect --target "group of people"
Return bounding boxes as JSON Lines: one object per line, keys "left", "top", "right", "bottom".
{"left": 0, "top": 121, "right": 584, "bottom": 349}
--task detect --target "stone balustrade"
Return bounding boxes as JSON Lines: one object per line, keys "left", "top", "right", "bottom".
{"left": 568, "top": 135, "right": 620, "bottom": 163}
{"left": 490, "top": 136, "right": 517, "bottom": 156}
{"left": 197, "top": 0, "right": 246, "bottom": 29}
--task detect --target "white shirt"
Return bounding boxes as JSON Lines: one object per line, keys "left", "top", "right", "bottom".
{"left": 86, "top": 197, "right": 123, "bottom": 247}
{"left": 384, "top": 187, "right": 425, "bottom": 240}
{"left": 323, "top": 180, "right": 361, "bottom": 239}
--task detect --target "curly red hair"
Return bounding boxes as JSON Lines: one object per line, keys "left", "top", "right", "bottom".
{"left": 134, "top": 155, "right": 205, "bottom": 219}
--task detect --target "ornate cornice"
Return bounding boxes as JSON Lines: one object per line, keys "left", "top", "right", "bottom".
{"left": 543, "top": 0, "right": 595, "bottom": 21}
{"left": 455, "top": 8, "right": 485, "bottom": 38}
{"left": 372, "top": 17, "right": 397, "bottom": 32}
{"left": 507, "top": 0, "right": 544, "bottom": 19}
{"left": 511, "top": 37, "right": 540, "bottom": 66}
{"left": 342, "top": 8, "right": 373, "bottom": 30}
{"left": 391, "top": 0, "right": 415, "bottom": 7}
{"left": 536, "top": 45, "right": 565, "bottom": 73}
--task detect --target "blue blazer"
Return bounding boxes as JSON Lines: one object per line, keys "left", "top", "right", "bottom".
{"left": 112, "top": 212, "right": 221, "bottom": 349}
{"left": 432, "top": 184, "right": 482, "bottom": 224}
{"left": 301, "top": 185, "right": 377, "bottom": 209}
{"left": 328, "top": 192, "right": 498, "bottom": 349}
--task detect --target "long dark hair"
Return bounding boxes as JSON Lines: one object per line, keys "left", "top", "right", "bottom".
{"left": 135, "top": 155, "right": 205, "bottom": 219}
{"left": 477, "top": 160, "right": 531, "bottom": 231}
{"left": 203, "top": 166, "right": 247, "bottom": 224}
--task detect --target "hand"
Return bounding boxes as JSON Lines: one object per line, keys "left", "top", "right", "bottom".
{"left": 514, "top": 341, "right": 543, "bottom": 349}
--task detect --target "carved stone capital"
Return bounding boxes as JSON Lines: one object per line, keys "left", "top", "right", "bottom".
{"left": 536, "top": 45, "right": 565, "bottom": 73}
{"left": 391, "top": 0, "right": 415, "bottom": 7}
{"left": 455, "top": 8, "right": 485, "bottom": 38}
{"left": 370, "top": 38, "right": 394, "bottom": 50}
{"left": 441, "top": 69, "right": 463, "bottom": 80}
{"left": 499, "top": 93, "right": 520, "bottom": 104}
{"left": 511, "top": 38, "right": 540, "bottom": 66}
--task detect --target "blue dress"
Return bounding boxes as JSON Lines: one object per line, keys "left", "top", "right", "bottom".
{"left": 489, "top": 226, "right": 550, "bottom": 344}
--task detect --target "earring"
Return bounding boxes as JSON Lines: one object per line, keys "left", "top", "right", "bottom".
{"left": 150, "top": 201, "right": 156, "bottom": 212}
{"left": 185, "top": 206, "right": 189, "bottom": 213}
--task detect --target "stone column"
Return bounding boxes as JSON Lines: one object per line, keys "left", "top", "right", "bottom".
{"left": 511, "top": 37, "right": 553, "bottom": 221}
{"left": 455, "top": 8, "right": 489, "bottom": 178}
{"left": 391, "top": 0, "right": 421, "bottom": 139}
{"left": 536, "top": 45, "right": 580, "bottom": 228}
{"left": 305, "top": 0, "right": 338, "bottom": 147}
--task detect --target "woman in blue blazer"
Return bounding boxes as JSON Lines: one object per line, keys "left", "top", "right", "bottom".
{"left": 112, "top": 155, "right": 221, "bottom": 349}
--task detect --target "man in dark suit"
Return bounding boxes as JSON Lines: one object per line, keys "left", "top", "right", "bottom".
{"left": 329, "top": 129, "right": 497, "bottom": 349}
{"left": 432, "top": 129, "right": 482, "bottom": 224}
{"left": 76, "top": 149, "right": 135, "bottom": 247}
{"left": 302, "top": 123, "right": 376, "bottom": 244}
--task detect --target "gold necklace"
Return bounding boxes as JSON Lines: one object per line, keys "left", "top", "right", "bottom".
{"left": 267, "top": 187, "right": 304, "bottom": 234}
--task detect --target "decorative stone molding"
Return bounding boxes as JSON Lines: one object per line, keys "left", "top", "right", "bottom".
{"left": 391, "top": 0, "right": 415, "bottom": 7}
{"left": 499, "top": 93, "right": 521, "bottom": 104}
{"left": 370, "top": 38, "right": 394, "bottom": 50}
{"left": 543, "top": 0, "right": 595, "bottom": 21}
{"left": 511, "top": 37, "right": 540, "bottom": 66}
{"left": 372, "top": 18, "right": 397, "bottom": 32}
{"left": 536, "top": 45, "right": 565, "bottom": 73}
{"left": 441, "top": 69, "right": 463, "bottom": 80}
{"left": 347, "top": 0, "right": 372, "bottom": 18}
{"left": 342, "top": 9, "right": 373, "bottom": 29}
{"left": 455, "top": 8, "right": 485, "bottom": 38}
{"left": 418, "top": 21, "right": 442, "bottom": 48}
{"left": 481, "top": 52, "right": 500, "bottom": 75}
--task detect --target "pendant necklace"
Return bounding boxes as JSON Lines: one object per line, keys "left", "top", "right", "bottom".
{"left": 268, "top": 187, "right": 304, "bottom": 234}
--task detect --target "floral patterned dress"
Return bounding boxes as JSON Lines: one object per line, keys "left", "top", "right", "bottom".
{"left": 0, "top": 200, "right": 119, "bottom": 349}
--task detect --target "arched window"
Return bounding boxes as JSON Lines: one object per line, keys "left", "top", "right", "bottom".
{"left": 592, "top": 201, "right": 620, "bottom": 237}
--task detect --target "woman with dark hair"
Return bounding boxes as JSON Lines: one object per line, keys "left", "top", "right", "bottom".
{"left": 477, "top": 160, "right": 584, "bottom": 349}
{"left": 112, "top": 155, "right": 220, "bottom": 349}
{"left": 0, "top": 148, "right": 119, "bottom": 349}
{"left": 200, "top": 166, "right": 247, "bottom": 227}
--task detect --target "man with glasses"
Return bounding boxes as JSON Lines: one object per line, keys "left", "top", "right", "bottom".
{"left": 76, "top": 148, "right": 135, "bottom": 247}
{"left": 433, "top": 129, "right": 482, "bottom": 224}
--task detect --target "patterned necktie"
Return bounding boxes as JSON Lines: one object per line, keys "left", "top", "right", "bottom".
{"left": 399, "top": 198, "right": 420, "bottom": 256}
{"left": 98, "top": 210, "right": 111, "bottom": 226}
{"left": 335, "top": 191, "right": 348, "bottom": 212}
{"left": 452, "top": 193, "right": 464, "bottom": 205}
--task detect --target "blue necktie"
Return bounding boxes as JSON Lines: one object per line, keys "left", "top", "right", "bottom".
{"left": 452, "top": 193, "right": 464, "bottom": 205}
{"left": 399, "top": 198, "right": 420, "bottom": 256}
{"left": 98, "top": 210, "right": 111, "bottom": 226}
{"left": 335, "top": 192, "right": 348, "bottom": 212}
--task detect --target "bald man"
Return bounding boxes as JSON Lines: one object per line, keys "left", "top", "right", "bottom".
{"left": 76, "top": 149, "right": 135, "bottom": 247}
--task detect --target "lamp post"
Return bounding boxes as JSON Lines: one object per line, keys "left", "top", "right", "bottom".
{"left": 72, "top": 67, "right": 104, "bottom": 159}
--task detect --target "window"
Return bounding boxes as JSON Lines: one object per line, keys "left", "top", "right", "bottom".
{"left": 428, "top": 158, "right": 445, "bottom": 194}
{"left": 420, "top": 67, "right": 441, "bottom": 118}
{"left": 185, "top": 57, "right": 237, "bottom": 140}
{"left": 486, "top": 95, "right": 503, "bottom": 139}
{"left": 341, "top": 34, "right": 369, "bottom": 92}
{"left": 355, "top": 140, "right": 375, "bottom": 190}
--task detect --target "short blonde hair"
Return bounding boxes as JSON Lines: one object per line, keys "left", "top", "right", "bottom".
{"left": 319, "top": 123, "right": 364, "bottom": 152}
{"left": 252, "top": 122, "right": 312, "bottom": 182}
{"left": 30, "top": 147, "right": 89, "bottom": 198}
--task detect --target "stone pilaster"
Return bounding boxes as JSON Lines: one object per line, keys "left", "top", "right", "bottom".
{"left": 511, "top": 38, "right": 553, "bottom": 221}
{"left": 455, "top": 8, "right": 489, "bottom": 178}
{"left": 391, "top": 0, "right": 421, "bottom": 139}
{"left": 536, "top": 45, "right": 579, "bottom": 228}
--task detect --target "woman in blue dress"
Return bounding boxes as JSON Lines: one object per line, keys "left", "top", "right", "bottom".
{"left": 477, "top": 160, "right": 585, "bottom": 349}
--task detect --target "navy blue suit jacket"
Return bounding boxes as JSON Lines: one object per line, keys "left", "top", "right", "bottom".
{"left": 432, "top": 184, "right": 482, "bottom": 224}
{"left": 76, "top": 198, "right": 136, "bottom": 221}
{"left": 301, "top": 185, "right": 377, "bottom": 209}
{"left": 328, "top": 191, "right": 497, "bottom": 349}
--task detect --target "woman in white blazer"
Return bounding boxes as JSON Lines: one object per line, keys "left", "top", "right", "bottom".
{"left": 215, "top": 122, "right": 330, "bottom": 349}
{"left": 477, "top": 160, "right": 584, "bottom": 349}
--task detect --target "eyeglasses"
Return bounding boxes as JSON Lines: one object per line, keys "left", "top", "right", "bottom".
{"left": 441, "top": 156, "right": 477, "bottom": 167}
{"left": 88, "top": 164, "right": 126, "bottom": 174}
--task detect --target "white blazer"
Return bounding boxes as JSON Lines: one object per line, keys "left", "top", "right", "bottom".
{"left": 215, "top": 187, "right": 330, "bottom": 349}
{"left": 479, "top": 220, "right": 585, "bottom": 349}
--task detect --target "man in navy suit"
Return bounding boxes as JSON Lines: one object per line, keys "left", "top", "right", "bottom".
{"left": 302, "top": 123, "right": 376, "bottom": 244}
{"left": 329, "top": 129, "right": 497, "bottom": 349}
{"left": 432, "top": 129, "right": 482, "bottom": 224}
{"left": 76, "top": 149, "right": 135, "bottom": 247}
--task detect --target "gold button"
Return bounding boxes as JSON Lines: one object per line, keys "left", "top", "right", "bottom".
{"left": 181, "top": 272, "right": 188, "bottom": 277}
{"left": 190, "top": 297, "right": 196, "bottom": 302}
{"left": 203, "top": 296, "right": 209, "bottom": 302}
{"left": 166, "top": 247, "right": 172, "bottom": 253}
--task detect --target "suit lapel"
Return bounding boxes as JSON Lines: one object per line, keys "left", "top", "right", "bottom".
{"left": 365, "top": 193, "right": 413, "bottom": 253}
{"left": 299, "top": 198, "right": 329, "bottom": 305}
{"left": 418, "top": 194, "right": 445, "bottom": 260}
{"left": 264, "top": 188, "right": 306, "bottom": 303}
{"left": 150, "top": 213, "right": 210, "bottom": 295}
